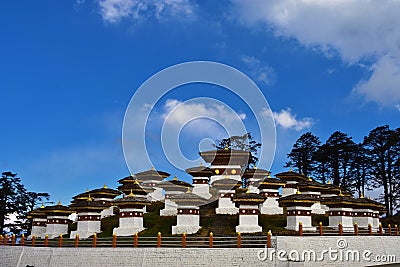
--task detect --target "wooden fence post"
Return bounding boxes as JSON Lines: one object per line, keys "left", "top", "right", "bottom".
{"left": 134, "top": 233, "right": 138, "bottom": 248}
{"left": 379, "top": 223, "right": 383, "bottom": 236}
{"left": 58, "top": 234, "right": 63, "bottom": 247}
{"left": 92, "top": 233, "right": 97, "bottom": 247}
{"left": 11, "top": 234, "right": 16, "bottom": 246}
{"left": 74, "top": 234, "right": 79, "bottom": 248}
{"left": 44, "top": 234, "right": 49, "bottom": 247}
{"left": 209, "top": 232, "right": 213, "bottom": 248}
{"left": 354, "top": 223, "right": 358, "bottom": 236}
{"left": 368, "top": 223, "right": 372, "bottom": 236}
{"left": 20, "top": 234, "right": 25, "bottom": 246}
{"left": 319, "top": 222, "right": 323, "bottom": 236}
{"left": 267, "top": 230, "right": 272, "bottom": 248}
{"left": 237, "top": 232, "right": 241, "bottom": 248}
{"left": 157, "top": 232, "right": 161, "bottom": 248}
{"left": 112, "top": 234, "right": 117, "bottom": 248}
{"left": 395, "top": 225, "right": 399, "bottom": 236}
{"left": 0, "top": 235, "right": 3, "bottom": 246}
{"left": 182, "top": 232, "right": 186, "bottom": 248}
{"left": 3, "top": 235, "right": 8, "bottom": 246}
{"left": 31, "top": 235, "right": 36, "bottom": 247}
{"left": 339, "top": 223, "right": 343, "bottom": 236}
{"left": 299, "top": 222, "right": 303, "bottom": 236}
{"left": 388, "top": 224, "right": 392, "bottom": 236}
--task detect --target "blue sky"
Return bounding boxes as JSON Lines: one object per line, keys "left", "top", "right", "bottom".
{"left": 1, "top": 0, "right": 400, "bottom": 205}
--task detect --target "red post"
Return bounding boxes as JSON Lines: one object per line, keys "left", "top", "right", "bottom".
{"left": 20, "top": 234, "right": 25, "bottom": 246}
{"left": 319, "top": 222, "right": 323, "bottom": 236}
{"left": 11, "top": 234, "right": 15, "bottom": 246}
{"left": 58, "top": 234, "right": 63, "bottom": 247}
{"left": 339, "top": 223, "right": 343, "bottom": 236}
{"left": 44, "top": 234, "right": 49, "bottom": 247}
{"left": 157, "top": 232, "right": 161, "bottom": 248}
{"left": 182, "top": 232, "right": 186, "bottom": 248}
{"left": 74, "top": 234, "right": 79, "bottom": 248}
{"left": 354, "top": 223, "right": 359, "bottom": 236}
{"left": 299, "top": 222, "right": 303, "bottom": 236}
{"left": 395, "top": 225, "right": 399, "bottom": 236}
{"left": 237, "top": 232, "right": 241, "bottom": 248}
{"left": 3, "top": 235, "right": 8, "bottom": 245}
{"left": 368, "top": 223, "right": 372, "bottom": 236}
{"left": 209, "top": 232, "right": 213, "bottom": 248}
{"left": 92, "top": 233, "right": 97, "bottom": 248}
{"left": 112, "top": 234, "right": 117, "bottom": 248}
{"left": 379, "top": 224, "right": 383, "bottom": 236}
{"left": 388, "top": 224, "right": 392, "bottom": 236}
{"left": 0, "top": 235, "right": 3, "bottom": 246}
{"left": 31, "top": 235, "right": 36, "bottom": 247}
{"left": 267, "top": 231, "right": 272, "bottom": 248}
{"left": 134, "top": 233, "right": 138, "bottom": 248}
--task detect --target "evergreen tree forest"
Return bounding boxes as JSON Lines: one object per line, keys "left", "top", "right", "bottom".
{"left": 0, "top": 171, "right": 50, "bottom": 235}
{"left": 285, "top": 125, "right": 400, "bottom": 216}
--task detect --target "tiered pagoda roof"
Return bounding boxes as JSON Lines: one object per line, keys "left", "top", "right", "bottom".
{"left": 135, "top": 167, "right": 170, "bottom": 181}
{"left": 169, "top": 190, "right": 207, "bottom": 206}
{"left": 275, "top": 170, "right": 308, "bottom": 182}
{"left": 157, "top": 176, "right": 193, "bottom": 192}
{"left": 278, "top": 192, "right": 318, "bottom": 207}
{"left": 199, "top": 149, "right": 251, "bottom": 166}
{"left": 185, "top": 165, "right": 213, "bottom": 177}
{"left": 211, "top": 177, "right": 242, "bottom": 190}
{"left": 242, "top": 167, "right": 270, "bottom": 179}
{"left": 112, "top": 192, "right": 151, "bottom": 209}
{"left": 232, "top": 191, "right": 265, "bottom": 206}
{"left": 43, "top": 201, "right": 72, "bottom": 215}
{"left": 117, "top": 176, "right": 154, "bottom": 195}
{"left": 69, "top": 197, "right": 110, "bottom": 213}
{"left": 257, "top": 176, "right": 286, "bottom": 189}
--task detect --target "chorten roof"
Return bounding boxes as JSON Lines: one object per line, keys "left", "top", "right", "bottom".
{"left": 112, "top": 193, "right": 151, "bottom": 208}
{"left": 169, "top": 190, "right": 207, "bottom": 206}
{"left": 43, "top": 201, "right": 73, "bottom": 215}
{"left": 278, "top": 192, "right": 318, "bottom": 207}
{"left": 232, "top": 191, "right": 265, "bottom": 205}
{"left": 199, "top": 149, "right": 251, "bottom": 166}
{"left": 275, "top": 170, "right": 308, "bottom": 182}
{"left": 157, "top": 176, "right": 193, "bottom": 190}
{"left": 211, "top": 177, "right": 242, "bottom": 189}
{"left": 257, "top": 176, "right": 286, "bottom": 189}
{"left": 135, "top": 168, "right": 170, "bottom": 181}
{"left": 242, "top": 167, "right": 270, "bottom": 179}
{"left": 185, "top": 165, "right": 213, "bottom": 177}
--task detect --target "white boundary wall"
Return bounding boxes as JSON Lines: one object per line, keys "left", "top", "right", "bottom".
{"left": 1, "top": 236, "right": 400, "bottom": 267}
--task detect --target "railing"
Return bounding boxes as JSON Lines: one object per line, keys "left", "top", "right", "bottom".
{"left": 0, "top": 232, "right": 277, "bottom": 249}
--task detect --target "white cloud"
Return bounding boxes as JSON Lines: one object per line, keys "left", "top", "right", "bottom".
{"left": 264, "top": 108, "right": 314, "bottom": 131}
{"left": 231, "top": 0, "right": 400, "bottom": 107}
{"left": 162, "top": 99, "right": 246, "bottom": 128}
{"left": 98, "top": 0, "right": 195, "bottom": 23}
{"left": 241, "top": 55, "right": 275, "bottom": 86}
{"left": 353, "top": 56, "right": 400, "bottom": 106}
{"left": 395, "top": 104, "right": 400, "bottom": 112}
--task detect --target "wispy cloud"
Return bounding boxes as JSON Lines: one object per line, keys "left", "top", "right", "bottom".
{"left": 231, "top": 0, "right": 400, "bottom": 108}
{"left": 241, "top": 55, "right": 276, "bottom": 86}
{"left": 264, "top": 108, "right": 314, "bottom": 131}
{"left": 98, "top": 0, "right": 196, "bottom": 23}
{"left": 395, "top": 104, "right": 400, "bottom": 112}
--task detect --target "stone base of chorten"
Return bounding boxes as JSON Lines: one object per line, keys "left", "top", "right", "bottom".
{"left": 70, "top": 220, "right": 101, "bottom": 239}
{"left": 160, "top": 208, "right": 178, "bottom": 216}
{"left": 216, "top": 207, "right": 239, "bottom": 215}
{"left": 172, "top": 225, "right": 201, "bottom": 235}
{"left": 113, "top": 226, "right": 145, "bottom": 237}
{"left": 260, "top": 199, "right": 283, "bottom": 215}
{"left": 235, "top": 225, "right": 262, "bottom": 234}
{"left": 311, "top": 202, "right": 326, "bottom": 214}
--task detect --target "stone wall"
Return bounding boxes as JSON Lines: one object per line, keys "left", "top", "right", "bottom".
{"left": 1, "top": 236, "right": 399, "bottom": 267}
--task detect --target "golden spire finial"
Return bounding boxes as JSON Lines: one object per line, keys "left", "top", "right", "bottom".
{"left": 151, "top": 166, "right": 155, "bottom": 170}
{"left": 268, "top": 174, "right": 271, "bottom": 178}
{"left": 360, "top": 194, "right": 364, "bottom": 199}
{"left": 246, "top": 188, "right": 250, "bottom": 194}
{"left": 134, "top": 179, "right": 139, "bottom": 184}
{"left": 289, "top": 168, "right": 293, "bottom": 172}
{"left": 173, "top": 175, "right": 178, "bottom": 181}
{"left": 224, "top": 143, "right": 229, "bottom": 150}
{"left": 339, "top": 189, "right": 344, "bottom": 196}
{"left": 57, "top": 200, "right": 62, "bottom": 205}
{"left": 128, "top": 188, "right": 134, "bottom": 197}
{"left": 103, "top": 184, "right": 107, "bottom": 189}
{"left": 186, "top": 187, "right": 191, "bottom": 193}
{"left": 87, "top": 194, "right": 93, "bottom": 202}
{"left": 86, "top": 188, "right": 89, "bottom": 192}
{"left": 296, "top": 188, "right": 301, "bottom": 194}
{"left": 200, "top": 161, "right": 203, "bottom": 167}
{"left": 41, "top": 202, "right": 45, "bottom": 208}
{"left": 308, "top": 176, "right": 312, "bottom": 181}
{"left": 253, "top": 164, "right": 257, "bottom": 170}
{"left": 225, "top": 174, "right": 229, "bottom": 179}
{"left": 327, "top": 179, "right": 331, "bottom": 185}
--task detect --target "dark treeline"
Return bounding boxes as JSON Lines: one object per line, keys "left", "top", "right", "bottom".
{"left": 0, "top": 171, "right": 50, "bottom": 235}
{"left": 285, "top": 125, "right": 400, "bottom": 216}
